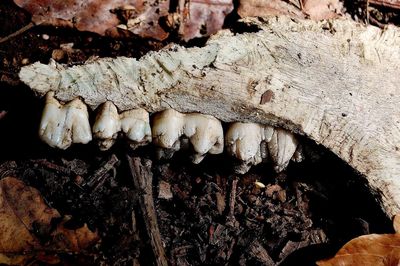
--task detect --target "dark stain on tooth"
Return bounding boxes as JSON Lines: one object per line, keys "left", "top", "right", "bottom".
{"left": 260, "top": 90, "right": 274, "bottom": 104}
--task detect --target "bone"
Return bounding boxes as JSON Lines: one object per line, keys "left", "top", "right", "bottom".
{"left": 268, "top": 129, "right": 298, "bottom": 173}
{"left": 39, "top": 92, "right": 92, "bottom": 149}
{"left": 152, "top": 109, "right": 224, "bottom": 163}
{"left": 92, "top": 101, "right": 151, "bottom": 150}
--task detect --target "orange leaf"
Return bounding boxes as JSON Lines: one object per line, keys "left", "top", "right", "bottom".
{"left": 317, "top": 234, "right": 400, "bottom": 266}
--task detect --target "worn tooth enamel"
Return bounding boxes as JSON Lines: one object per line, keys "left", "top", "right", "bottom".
{"left": 152, "top": 109, "right": 185, "bottom": 149}
{"left": 92, "top": 102, "right": 152, "bottom": 150}
{"left": 152, "top": 109, "right": 223, "bottom": 162}
{"left": 291, "top": 145, "right": 304, "bottom": 163}
{"left": 92, "top": 101, "right": 120, "bottom": 150}
{"left": 120, "top": 109, "right": 152, "bottom": 148}
{"left": 184, "top": 113, "right": 224, "bottom": 164}
{"left": 39, "top": 92, "right": 92, "bottom": 149}
{"left": 225, "top": 122, "right": 274, "bottom": 173}
{"left": 268, "top": 129, "right": 298, "bottom": 173}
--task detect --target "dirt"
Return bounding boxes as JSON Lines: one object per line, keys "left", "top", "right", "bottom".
{"left": 0, "top": 0, "right": 399, "bottom": 265}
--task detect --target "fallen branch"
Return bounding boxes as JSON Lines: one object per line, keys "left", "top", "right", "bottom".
{"left": 127, "top": 156, "right": 168, "bottom": 266}
{"left": 20, "top": 16, "right": 400, "bottom": 218}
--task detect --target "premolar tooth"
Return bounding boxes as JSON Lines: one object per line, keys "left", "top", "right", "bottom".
{"left": 152, "top": 109, "right": 224, "bottom": 163}
{"left": 120, "top": 108, "right": 152, "bottom": 148}
{"left": 268, "top": 129, "right": 298, "bottom": 173}
{"left": 92, "top": 101, "right": 120, "bottom": 150}
{"left": 39, "top": 92, "right": 92, "bottom": 149}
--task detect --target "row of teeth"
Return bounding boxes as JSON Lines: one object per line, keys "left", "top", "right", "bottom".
{"left": 40, "top": 92, "right": 303, "bottom": 174}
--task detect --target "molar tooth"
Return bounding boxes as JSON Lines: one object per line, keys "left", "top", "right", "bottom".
{"left": 152, "top": 109, "right": 185, "bottom": 148}
{"left": 184, "top": 113, "right": 224, "bottom": 164}
{"left": 120, "top": 108, "right": 152, "bottom": 149}
{"left": 152, "top": 109, "right": 223, "bottom": 163}
{"left": 92, "top": 101, "right": 120, "bottom": 150}
{"left": 268, "top": 129, "right": 298, "bottom": 173}
{"left": 225, "top": 122, "right": 272, "bottom": 173}
{"left": 39, "top": 92, "right": 92, "bottom": 149}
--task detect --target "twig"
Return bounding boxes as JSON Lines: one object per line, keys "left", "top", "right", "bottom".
{"left": 127, "top": 156, "right": 168, "bottom": 266}
{"left": 247, "top": 241, "right": 275, "bottom": 265}
{"left": 131, "top": 211, "right": 141, "bottom": 266}
{"left": 0, "top": 22, "right": 36, "bottom": 44}
{"left": 83, "top": 154, "right": 119, "bottom": 191}
{"left": 226, "top": 177, "right": 238, "bottom": 225}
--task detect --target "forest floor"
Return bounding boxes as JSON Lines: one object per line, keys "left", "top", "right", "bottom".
{"left": 0, "top": 0, "right": 399, "bottom": 265}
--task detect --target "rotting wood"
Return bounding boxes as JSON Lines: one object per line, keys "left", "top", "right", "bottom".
{"left": 127, "top": 156, "right": 168, "bottom": 266}
{"left": 19, "top": 16, "right": 400, "bottom": 218}
{"left": 83, "top": 154, "right": 119, "bottom": 191}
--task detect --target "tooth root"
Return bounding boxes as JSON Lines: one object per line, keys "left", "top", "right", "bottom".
{"left": 185, "top": 113, "right": 224, "bottom": 164}
{"left": 268, "top": 128, "right": 298, "bottom": 172}
{"left": 120, "top": 108, "right": 152, "bottom": 149}
{"left": 292, "top": 144, "right": 304, "bottom": 163}
{"left": 39, "top": 92, "right": 92, "bottom": 149}
{"left": 92, "top": 101, "right": 120, "bottom": 150}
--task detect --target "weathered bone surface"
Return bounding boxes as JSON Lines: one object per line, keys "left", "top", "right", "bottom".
{"left": 93, "top": 101, "right": 151, "bottom": 150}
{"left": 152, "top": 109, "right": 224, "bottom": 163}
{"left": 19, "top": 16, "right": 400, "bottom": 217}
{"left": 40, "top": 92, "right": 92, "bottom": 149}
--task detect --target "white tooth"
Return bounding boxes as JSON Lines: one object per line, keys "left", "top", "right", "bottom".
{"left": 92, "top": 101, "right": 120, "bottom": 150}
{"left": 268, "top": 128, "right": 298, "bottom": 172}
{"left": 184, "top": 113, "right": 224, "bottom": 164}
{"left": 120, "top": 108, "right": 152, "bottom": 148}
{"left": 152, "top": 109, "right": 223, "bottom": 162}
{"left": 152, "top": 109, "right": 185, "bottom": 148}
{"left": 39, "top": 92, "right": 92, "bottom": 149}
{"left": 225, "top": 122, "right": 274, "bottom": 173}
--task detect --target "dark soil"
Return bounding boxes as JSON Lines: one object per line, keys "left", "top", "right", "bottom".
{"left": 0, "top": 0, "right": 398, "bottom": 265}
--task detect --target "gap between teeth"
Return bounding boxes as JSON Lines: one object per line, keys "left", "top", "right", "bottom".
{"left": 40, "top": 92, "right": 302, "bottom": 173}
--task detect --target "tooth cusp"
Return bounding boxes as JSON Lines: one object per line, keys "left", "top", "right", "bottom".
{"left": 39, "top": 92, "right": 92, "bottom": 149}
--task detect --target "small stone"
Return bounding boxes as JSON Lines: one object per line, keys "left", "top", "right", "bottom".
{"left": 158, "top": 180, "right": 173, "bottom": 200}
{"left": 52, "top": 49, "right": 65, "bottom": 62}
{"left": 42, "top": 34, "right": 50, "bottom": 40}
{"left": 21, "top": 58, "right": 29, "bottom": 65}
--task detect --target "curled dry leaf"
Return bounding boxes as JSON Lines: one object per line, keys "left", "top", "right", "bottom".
{"left": 302, "top": 0, "right": 343, "bottom": 20}
{"left": 317, "top": 213, "right": 400, "bottom": 266}
{"left": 0, "top": 177, "right": 99, "bottom": 265}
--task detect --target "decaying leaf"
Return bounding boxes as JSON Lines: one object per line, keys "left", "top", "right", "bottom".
{"left": 302, "top": 0, "right": 343, "bottom": 20}
{"left": 0, "top": 177, "right": 99, "bottom": 265}
{"left": 13, "top": 0, "right": 170, "bottom": 40}
{"left": 238, "top": 0, "right": 304, "bottom": 18}
{"left": 238, "top": 0, "right": 342, "bottom": 20}
{"left": 13, "top": 0, "right": 233, "bottom": 41}
{"left": 317, "top": 213, "right": 400, "bottom": 266}
{"left": 177, "top": 0, "right": 234, "bottom": 41}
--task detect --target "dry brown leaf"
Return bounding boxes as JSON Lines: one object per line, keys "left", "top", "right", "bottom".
{"left": 14, "top": 0, "right": 233, "bottom": 41}
{"left": 0, "top": 177, "right": 99, "bottom": 265}
{"left": 13, "top": 0, "right": 170, "bottom": 40}
{"left": 317, "top": 213, "right": 400, "bottom": 266}
{"left": 238, "top": 0, "right": 304, "bottom": 18}
{"left": 302, "top": 0, "right": 342, "bottom": 20}
{"left": 238, "top": 0, "right": 342, "bottom": 20}
{"left": 177, "top": 0, "right": 234, "bottom": 41}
